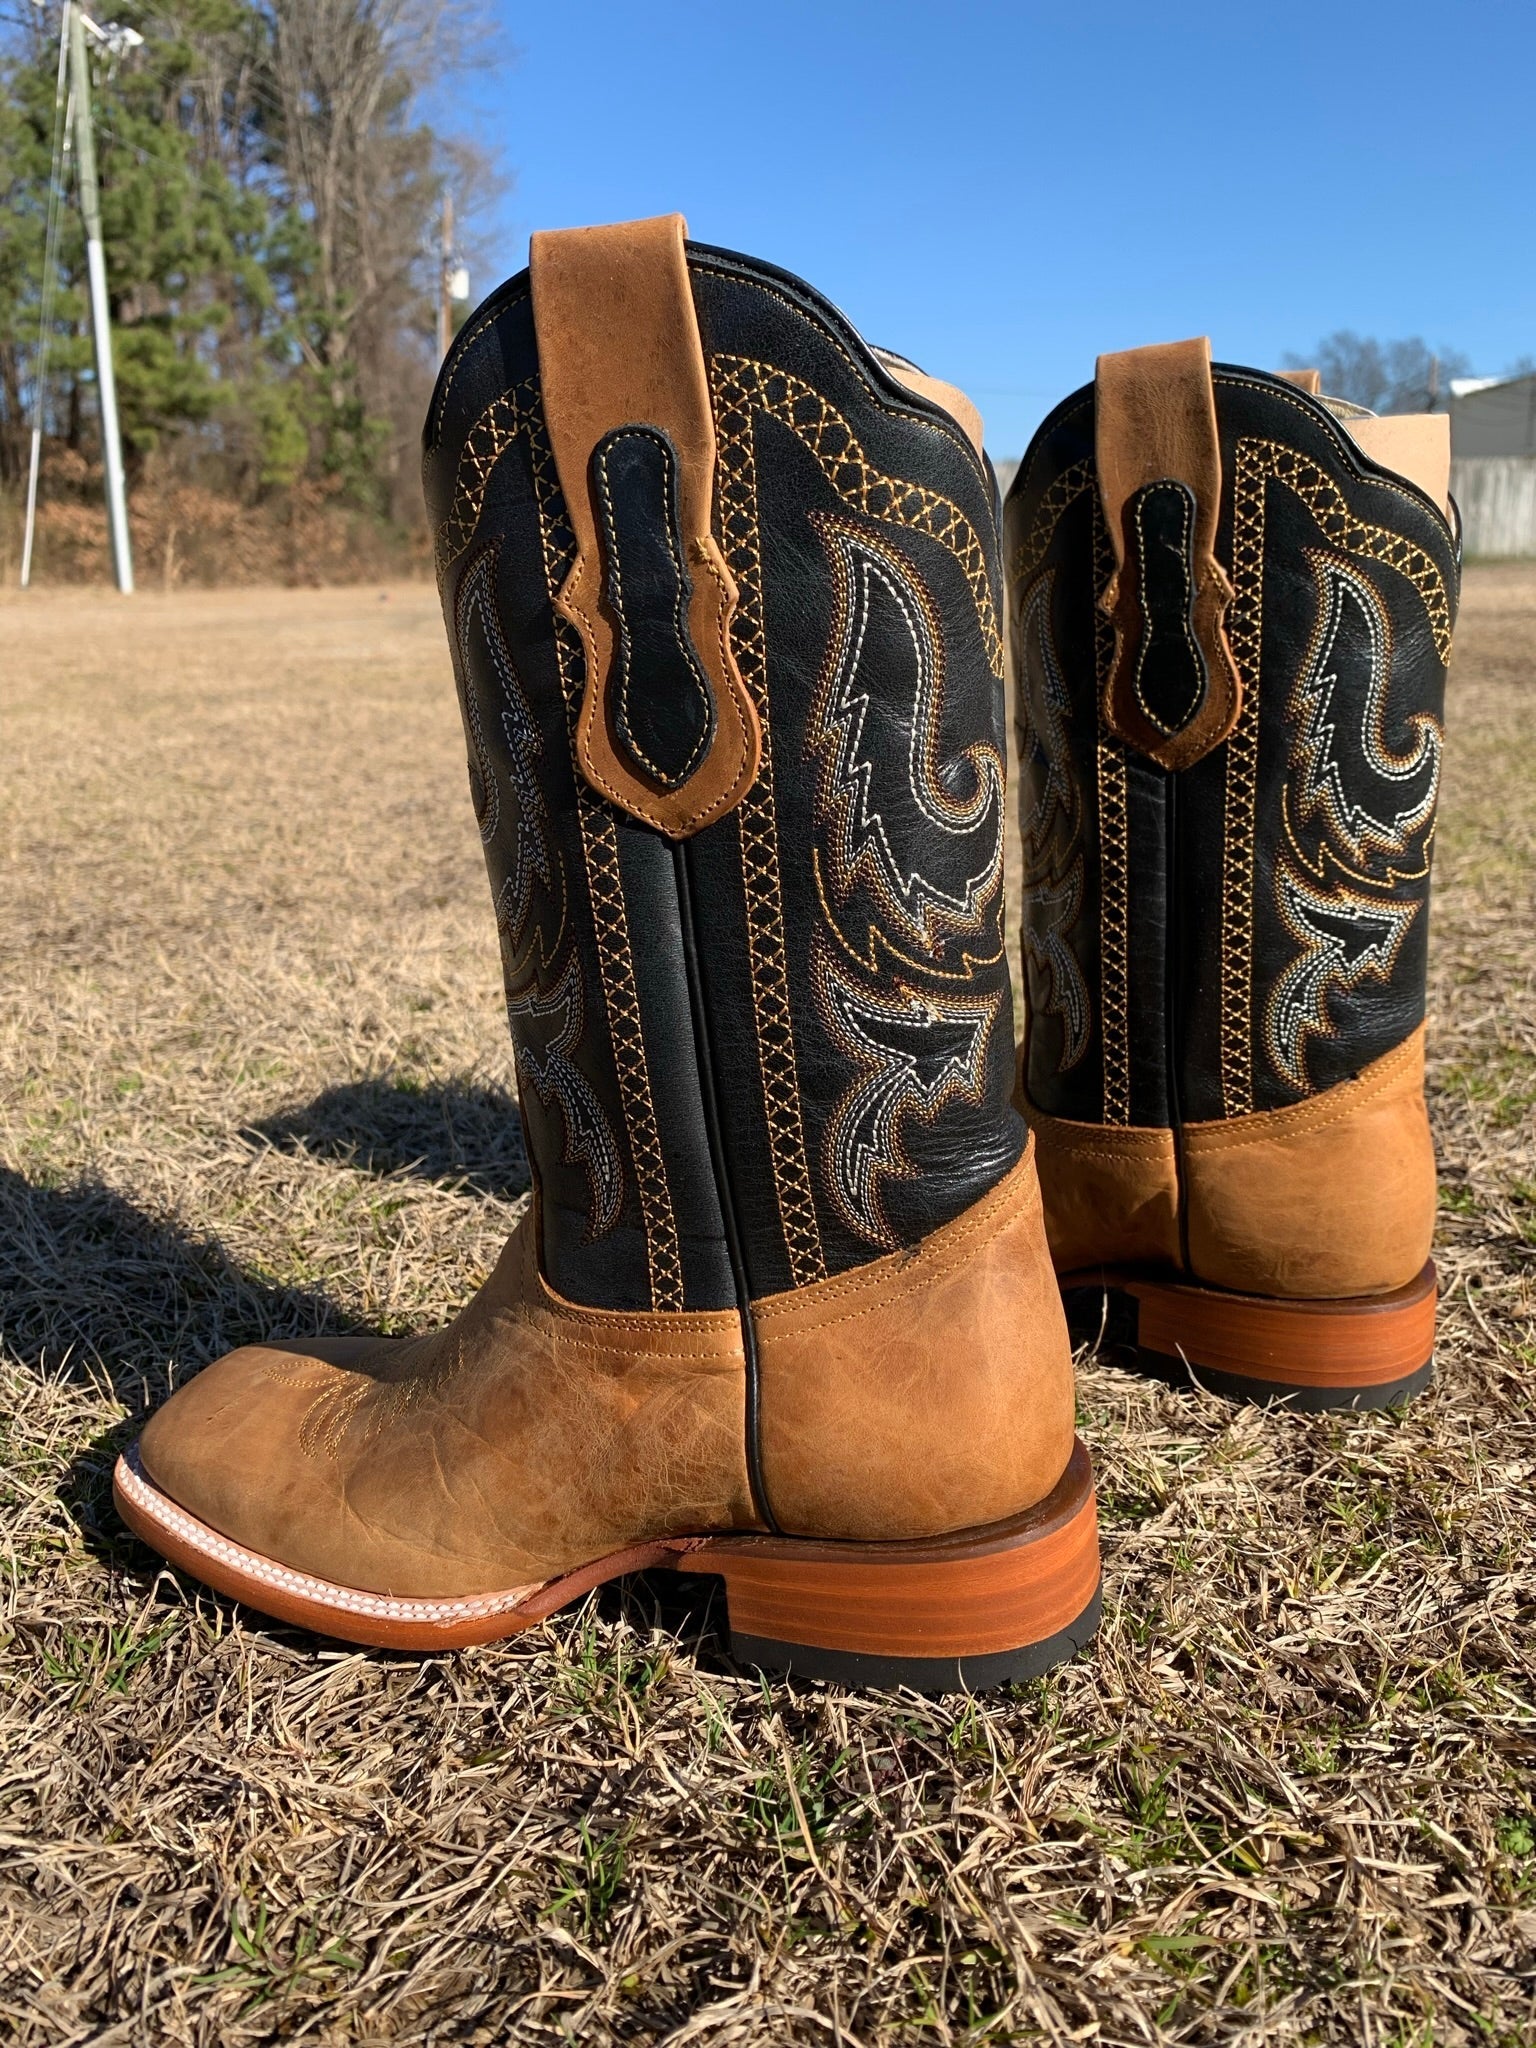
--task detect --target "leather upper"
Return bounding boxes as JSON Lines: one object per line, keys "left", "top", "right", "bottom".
{"left": 1006, "top": 364, "right": 1458, "bottom": 1130}
{"left": 138, "top": 1148, "right": 1073, "bottom": 1587}
{"left": 424, "top": 239, "right": 1023, "bottom": 1313}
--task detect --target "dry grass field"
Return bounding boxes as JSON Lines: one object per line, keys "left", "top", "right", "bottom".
{"left": 1, "top": 570, "right": 1533, "bottom": 2045}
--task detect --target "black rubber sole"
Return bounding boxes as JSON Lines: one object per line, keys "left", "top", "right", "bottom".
{"left": 728, "top": 1579, "right": 1103, "bottom": 1694}
{"left": 1065, "top": 1285, "right": 1434, "bottom": 1411}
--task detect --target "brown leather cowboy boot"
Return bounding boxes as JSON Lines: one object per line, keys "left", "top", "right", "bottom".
{"left": 115, "top": 216, "right": 1100, "bottom": 1689}
{"left": 1006, "top": 341, "right": 1456, "bottom": 1407}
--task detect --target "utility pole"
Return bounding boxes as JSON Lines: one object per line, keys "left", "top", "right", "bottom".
{"left": 69, "top": 0, "right": 133, "bottom": 593}
{"left": 437, "top": 191, "right": 468, "bottom": 357}
{"left": 438, "top": 190, "right": 454, "bottom": 359}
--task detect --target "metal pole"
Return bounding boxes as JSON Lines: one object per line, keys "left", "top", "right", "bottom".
{"left": 19, "top": 429, "right": 43, "bottom": 587}
{"left": 69, "top": 0, "right": 133, "bottom": 594}
{"left": 438, "top": 189, "right": 454, "bottom": 358}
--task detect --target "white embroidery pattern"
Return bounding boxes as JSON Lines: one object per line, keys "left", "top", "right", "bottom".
{"left": 1265, "top": 868, "right": 1419, "bottom": 1092}
{"left": 1015, "top": 569, "right": 1091, "bottom": 1072}
{"left": 456, "top": 546, "right": 565, "bottom": 986}
{"left": 1022, "top": 864, "right": 1090, "bottom": 1073}
{"left": 507, "top": 957, "right": 623, "bottom": 1239}
{"left": 813, "top": 938, "right": 998, "bottom": 1249}
{"left": 1016, "top": 571, "right": 1081, "bottom": 869}
{"left": 1267, "top": 550, "right": 1443, "bottom": 1090}
{"left": 1289, "top": 552, "right": 1442, "bottom": 867}
{"left": 808, "top": 514, "right": 1004, "bottom": 972}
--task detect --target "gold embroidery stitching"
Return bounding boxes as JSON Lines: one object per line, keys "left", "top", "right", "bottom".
{"left": 713, "top": 366, "right": 827, "bottom": 1286}
{"left": 434, "top": 379, "right": 540, "bottom": 575}
{"left": 1220, "top": 444, "right": 1266, "bottom": 1117}
{"left": 712, "top": 355, "right": 1003, "bottom": 681}
{"left": 1010, "top": 459, "right": 1095, "bottom": 589}
{"left": 1092, "top": 493, "right": 1131, "bottom": 1124}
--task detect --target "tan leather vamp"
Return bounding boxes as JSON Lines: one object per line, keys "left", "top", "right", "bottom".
{"left": 529, "top": 214, "right": 761, "bottom": 837}
{"left": 1184, "top": 1028, "right": 1435, "bottom": 1297}
{"left": 1095, "top": 337, "right": 1242, "bottom": 770}
{"left": 140, "top": 1153, "right": 1079, "bottom": 1591}
{"left": 140, "top": 1215, "right": 758, "bottom": 1597}
{"left": 1022, "top": 1104, "right": 1181, "bottom": 1274}
{"left": 1025, "top": 1028, "right": 1434, "bottom": 1300}
{"left": 754, "top": 1146, "right": 1075, "bottom": 1541}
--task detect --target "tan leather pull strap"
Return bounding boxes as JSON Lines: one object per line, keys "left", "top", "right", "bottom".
{"left": 530, "top": 214, "right": 761, "bottom": 836}
{"left": 1095, "top": 337, "right": 1242, "bottom": 771}
{"left": 1277, "top": 367, "right": 1323, "bottom": 394}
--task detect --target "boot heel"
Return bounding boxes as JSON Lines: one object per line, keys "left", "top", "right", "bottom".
{"left": 676, "top": 1440, "right": 1099, "bottom": 1692}
{"left": 1065, "top": 1261, "right": 1437, "bottom": 1410}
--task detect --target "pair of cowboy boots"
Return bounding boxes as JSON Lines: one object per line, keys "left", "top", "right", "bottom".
{"left": 116, "top": 217, "right": 1456, "bottom": 1692}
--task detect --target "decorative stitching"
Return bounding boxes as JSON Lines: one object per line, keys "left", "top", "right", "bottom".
{"left": 1014, "top": 567, "right": 1090, "bottom": 1074}
{"left": 1092, "top": 497, "right": 1132, "bottom": 1125}
{"left": 591, "top": 426, "right": 714, "bottom": 789}
{"left": 1129, "top": 481, "right": 1204, "bottom": 735}
{"left": 1264, "top": 870, "right": 1421, "bottom": 1092}
{"left": 712, "top": 365, "right": 828, "bottom": 1287}
{"left": 711, "top": 355, "right": 1003, "bottom": 680}
{"left": 434, "top": 377, "right": 541, "bottom": 574}
{"left": 455, "top": 544, "right": 568, "bottom": 986}
{"left": 1188, "top": 1033, "right": 1419, "bottom": 1151}
{"left": 1287, "top": 550, "right": 1442, "bottom": 866}
{"left": 810, "top": 935, "right": 1000, "bottom": 1251}
{"left": 1222, "top": 436, "right": 1451, "bottom": 1115}
{"left": 807, "top": 512, "right": 1005, "bottom": 972}
{"left": 1010, "top": 459, "right": 1094, "bottom": 587}
{"left": 526, "top": 408, "right": 685, "bottom": 1309}
{"left": 117, "top": 1446, "right": 545, "bottom": 1622}
{"left": 428, "top": 284, "right": 528, "bottom": 446}
{"left": 753, "top": 1154, "right": 1033, "bottom": 1330}
{"left": 1220, "top": 444, "right": 1267, "bottom": 1117}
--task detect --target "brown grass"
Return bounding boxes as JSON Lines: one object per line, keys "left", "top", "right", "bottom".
{"left": 0, "top": 570, "right": 1533, "bottom": 2044}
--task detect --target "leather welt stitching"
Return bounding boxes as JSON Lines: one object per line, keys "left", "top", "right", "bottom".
{"left": 1032, "top": 1127, "right": 1174, "bottom": 1157}
{"left": 529, "top": 1298, "right": 740, "bottom": 1337}
{"left": 755, "top": 1193, "right": 1032, "bottom": 1338}
{"left": 508, "top": 1307, "right": 742, "bottom": 1364}
{"left": 1185, "top": 1037, "right": 1420, "bottom": 1153}
{"left": 753, "top": 1156, "right": 1035, "bottom": 1323}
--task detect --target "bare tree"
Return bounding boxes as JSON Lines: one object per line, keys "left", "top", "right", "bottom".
{"left": 261, "top": 0, "right": 495, "bottom": 511}
{"left": 1285, "top": 332, "right": 1472, "bottom": 413}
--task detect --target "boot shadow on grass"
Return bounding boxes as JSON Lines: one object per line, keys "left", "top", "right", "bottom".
{"left": 0, "top": 1164, "right": 360, "bottom": 1584}
{"left": 245, "top": 1075, "right": 530, "bottom": 1205}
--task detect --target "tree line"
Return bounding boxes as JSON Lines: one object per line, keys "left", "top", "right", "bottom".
{"left": 0, "top": 0, "right": 490, "bottom": 561}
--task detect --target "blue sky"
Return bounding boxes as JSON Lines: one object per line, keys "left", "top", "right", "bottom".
{"left": 444, "top": 0, "right": 1536, "bottom": 456}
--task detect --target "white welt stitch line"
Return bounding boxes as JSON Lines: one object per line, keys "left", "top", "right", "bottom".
{"left": 116, "top": 1449, "right": 544, "bottom": 1623}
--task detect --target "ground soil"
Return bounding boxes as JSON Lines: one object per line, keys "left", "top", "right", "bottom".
{"left": 0, "top": 571, "right": 1532, "bottom": 2044}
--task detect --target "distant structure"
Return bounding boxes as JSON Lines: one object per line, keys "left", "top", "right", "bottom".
{"left": 1448, "top": 372, "right": 1536, "bottom": 557}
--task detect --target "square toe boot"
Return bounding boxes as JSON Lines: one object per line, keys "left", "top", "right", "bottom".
{"left": 115, "top": 216, "right": 1100, "bottom": 1691}
{"left": 1006, "top": 340, "right": 1457, "bottom": 1408}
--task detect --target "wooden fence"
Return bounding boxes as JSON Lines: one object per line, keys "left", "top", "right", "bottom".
{"left": 1450, "top": 457, "right": 1536, "bottom": 558}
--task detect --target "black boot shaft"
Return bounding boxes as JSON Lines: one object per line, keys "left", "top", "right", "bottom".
{"left": 1006, "top": 362, "right": 1458, "bottom": 1130}
{"left": 424, "top": 236, "right": 1021, "bottom": 1312}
